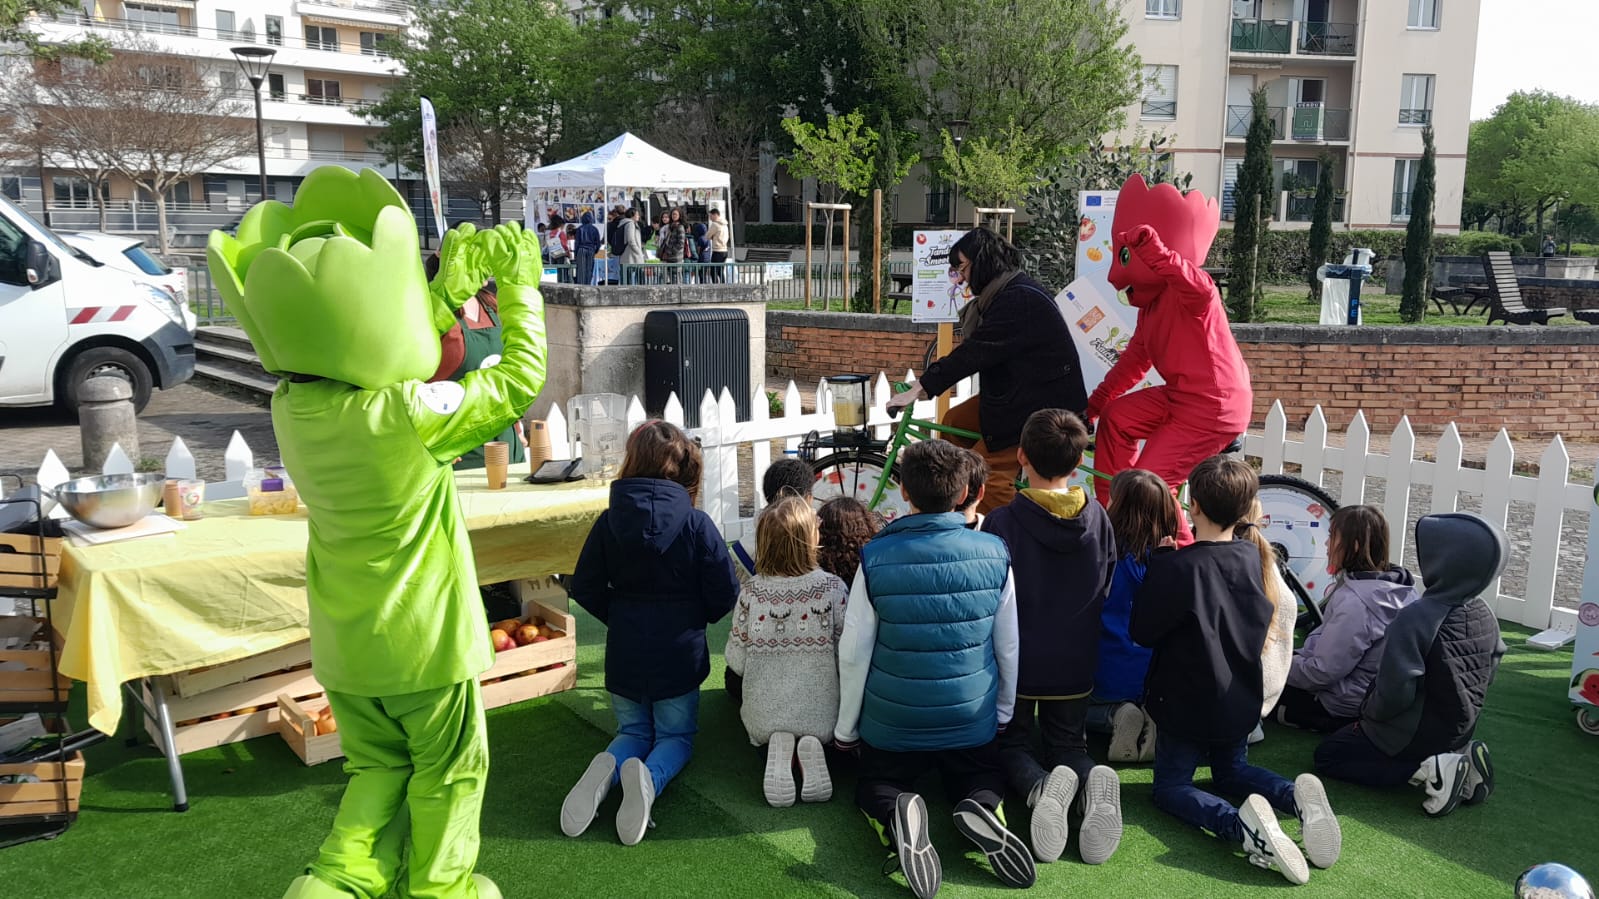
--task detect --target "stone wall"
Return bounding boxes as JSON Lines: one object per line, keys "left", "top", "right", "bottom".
{"left": 767, "top": 312, "right": 1599, "bottom": 439}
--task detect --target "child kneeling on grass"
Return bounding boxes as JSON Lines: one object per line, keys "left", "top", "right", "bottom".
{"left": 724, "top": 496, "right": 849, "bottom": 807}
{"left": 983, "top": 409, "right": 1122, "bottom": 866}
{"left": 1313, "top": 511, "right": 1506, "bottom": 818}
{"left": 561, "top": 421, "right": 740, "bottom": 846}
{"left": 835, "top": 439, "right": 1035, "bottom": 898}
{"left": 1276, "top": 505, "right": 1417, "bottom": 734}
{"left": 1131, "top": 457, "right": 1341, "bottom": 885}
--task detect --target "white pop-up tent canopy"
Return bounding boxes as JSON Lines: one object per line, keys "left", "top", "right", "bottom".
{"left": 525, "top": 132, "right": 732, "bottom": 229}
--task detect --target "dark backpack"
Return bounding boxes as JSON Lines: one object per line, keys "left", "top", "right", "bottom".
{"left": 607, "top": 220, "right": 625, "bottom": 255}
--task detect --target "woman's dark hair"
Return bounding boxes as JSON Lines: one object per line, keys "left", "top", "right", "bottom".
{"left": 1107, "top": 469, "right": 1178, "bottom": 559}
{"left": 949, "top": 227, "right": 1023, "bottom": 294}
{"left": 617, "top": 420, "right": 703, "bottom": 501}
{"left": 818, "top": 497, "right": 880, "bottom": 586}
{"left": 1327, "top": 504, "right": 1389, "bottom": 574}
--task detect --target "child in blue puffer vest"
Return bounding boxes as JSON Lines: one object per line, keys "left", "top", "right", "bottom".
{"left": 833, "top": 439, "right": 1033, "bottom": 899}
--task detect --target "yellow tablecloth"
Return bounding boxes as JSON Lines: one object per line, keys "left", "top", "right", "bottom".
{"left": 54, "top": 472, "right": 610, "bottom": 734}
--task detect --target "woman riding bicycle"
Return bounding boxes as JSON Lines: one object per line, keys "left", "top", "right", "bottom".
{"left": 887, "top": 228, "right": 1087, "bottom": 514}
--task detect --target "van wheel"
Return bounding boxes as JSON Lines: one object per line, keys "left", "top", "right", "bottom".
{"left": 61, "top": 347, "right": 154, "bottom": 414}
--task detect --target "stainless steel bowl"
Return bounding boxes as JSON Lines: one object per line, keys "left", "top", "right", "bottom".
{"left": 46, "top": 473, "right": 164, "bottom": 529}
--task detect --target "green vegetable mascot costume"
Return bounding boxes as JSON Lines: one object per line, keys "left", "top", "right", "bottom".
{"left": 207, "top": 167, "right": 547, "bottom": 899}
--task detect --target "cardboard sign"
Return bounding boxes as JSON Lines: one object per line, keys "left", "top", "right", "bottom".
{"left": 1076, "top": 190, "right": 1119, "bottom": 300}
{"left": 1053, "top": 277, "right": 1163, "bottom": 397}
{"left": 911, "top": 230, "right": 972, "bottom": 323}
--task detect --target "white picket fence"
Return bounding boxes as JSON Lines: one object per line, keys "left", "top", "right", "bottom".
{"left": 32, "top": 373, "right": 1591, "bottom": 635}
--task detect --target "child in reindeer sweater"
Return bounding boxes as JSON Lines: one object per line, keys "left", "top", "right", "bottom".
{"left": 725, "top": 496, "right": 849, "bottom": 807}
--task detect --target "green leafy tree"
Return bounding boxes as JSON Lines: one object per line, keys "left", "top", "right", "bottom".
{"left": 782, "top": 111, "right": 893, "bottom": 309}
{"left": 941, "top": 121, "right": 1041, "bottom": 213}
{"left": 1, "top": 0, "right": 109, "bottom": 61}
{"left": 1465, "top": 91, "right": 1599, "bottom": 236}
{"left": 1401, "top": 126, "right": 1437, "bottom": 323}
{"left": 853, "top": 110, "right": 918, "bottom": 312}
{"left": 364, "top": 0, "right": 571, "bottom": 224}
{"left": 1021, "top": 133, "right": 1192, "bottom": 289}
{"left": 1305, "top": 154, "right": 1336, "bottom": 301}
{"left": 1228, "top": 88, "right": 1274, "bottom": 322}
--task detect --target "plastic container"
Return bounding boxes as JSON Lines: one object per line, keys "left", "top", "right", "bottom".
{"left": 1318, "top": 262, "right": 1372, "bottom": 325}
{"left": 827, "top": 374, "right": 869, "bottom": 429}
{"left": 245, "top": 467, "right": 300, "bottom": 516}
{"left": 566, "top": 394, "right": 630, "bottom": 479}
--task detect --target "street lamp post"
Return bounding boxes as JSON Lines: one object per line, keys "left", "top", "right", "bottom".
{"left": 946, "top": 118, "right": 969, "bottom": 226}
{"left": 231, "top": 46, "right": 277, "bottom": 201}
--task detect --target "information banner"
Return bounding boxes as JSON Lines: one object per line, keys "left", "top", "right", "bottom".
{"left": 1076, "top": 190, "right": 1118, "bottom": 297}
{"left": 911, "top": 230, "right": 971, "bottom": 323}
{"left": 1053, "top": 277, "right": 1163, "bottom": 397}
{"left": 419, "top": 96, "right": 445, "bottom": 239}
{"left": 1570, "top": 486, "right": 1599, "bottom": 712}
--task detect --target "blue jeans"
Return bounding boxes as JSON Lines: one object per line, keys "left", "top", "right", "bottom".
{"left": 1151, "top": 731, "right": 1298, "bottom": 843}
{"left": 605, "top": 690, "right": 700, "bottom": 793}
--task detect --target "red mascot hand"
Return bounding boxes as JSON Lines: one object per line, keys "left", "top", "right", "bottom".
{"left": 1121, "top": 224, "right": 1158, "bottom": 250}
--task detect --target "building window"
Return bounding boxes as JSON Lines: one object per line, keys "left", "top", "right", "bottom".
{"left": 219, "top": 69, "right": 238, "bottom": 94}
{"left": 1392, "top": 158, "right": 1421, "bottom": 221}
{"left": 1400, "top": 74, "right": 1435, "bottom": 125}
{"left": 306, "top": 78, "right": 342, "bottom": 105}
{"left": 1, "top": 177, "right": 22, "bottom": 201}
{"left": 1407, "top": 0, "right": 1439, "bottom": 29}
{"left": 266, "top": 15, "right": 282, "bottom": 45}
{"left": 123, "top": 2, "right": 181, "bottom": 34}
{"left": 305, "top": 24, "right": 338, "bottom": 51}
{"left": 359, "top": 31, "right": 392, "bottom": 56}
{"left": 215, "top": 9, "right": 235, "bottom": 39}
{"left": 1141, "top": 65, "right": 1178, "bottom": 120}
{"left": 268, "top": 72, "right": 286, "bottom": 100}
{"left": 138, "top": 183, "right": 193, "bottom": 206}
{"left": 52, "top": 176, "right": 97, "bottom": 208}
{"left": 1147, "top": 0, "right": 1180, "bottom": 18}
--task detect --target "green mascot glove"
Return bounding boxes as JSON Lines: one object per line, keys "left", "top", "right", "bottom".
{"left": 429, "top": 223, "right": 488, "bottom": 334}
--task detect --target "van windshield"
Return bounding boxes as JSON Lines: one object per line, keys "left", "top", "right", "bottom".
{"left": 0, "top": 193, "right": 76, "bottom": 256}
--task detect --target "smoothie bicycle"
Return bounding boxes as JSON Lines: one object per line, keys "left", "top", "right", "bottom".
{"left": 798, "top": 380, "right": 1339, "bottom": 629}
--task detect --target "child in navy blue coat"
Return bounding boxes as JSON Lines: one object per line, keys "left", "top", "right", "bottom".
{"left": 561, "top": 421, "right": 740, "bottom": 846}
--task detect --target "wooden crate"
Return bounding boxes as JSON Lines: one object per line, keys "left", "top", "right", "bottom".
{"left": 0, "top": 618, "right": 70, "bottom": 707}
{"left": 479, "top": 583, "right": 578, "bottom": 711}
{"left": 144, "top": 658, "right": 326, "bottom": 756}
{"left": 169, "top": 641, "right": 313, "bottom": 699}
{"left": 276, "top": 694, "right": 343, "bottom": 766}
{"left": 0, "top": 533, "right": 61, "bottom": 592}
{"left": 0, "top": 751, "right": 84, "bottom": 818}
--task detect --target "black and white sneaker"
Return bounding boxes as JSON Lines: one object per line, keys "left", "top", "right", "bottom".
{"left": 1464, "top": 741, "right": 1494, "bottom": 805}
{"left": 892, "top": 793, "right": 942, "bottom": 899}
{"left": 1293, "top": 773, "right": 1341, "bottom": 869}
{"left": 1238, "top": 794, "right": 1310, "bottom": 885}
{"left": 1410, "top": 753, "right": 1471, "bottom": 818}
{"left": 952, "top": 798, "right": 1037, "bottom": 888}
{"left": 1029, "top": 766, "right": 1076, "bottom": 863}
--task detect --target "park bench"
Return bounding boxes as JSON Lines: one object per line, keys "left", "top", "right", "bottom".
{"left": 1482, "top": 251, "right": 1566, "bottom": 325}
{"left": 741, "top": 248, "right": 791, "bottom": 265}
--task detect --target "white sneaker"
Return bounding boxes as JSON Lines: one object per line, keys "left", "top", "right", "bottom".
{"left": 1464, "top": 741, "right": 1494, "bottom": 805}
{"left": 1410, "top": 753, "right": 1470, "bottom": 818}
{"left": 1247, "top": 722, "right": 1266, "bottom": 745}
{"left": 797, "top": 734, "right": 832, "bottom": 803}
{"left": 1078, "top": 766, "right": 1123, "bottom": 865}
{"left": 764, "top": 732, "right": 797, "bottom": 807}
{"left": 1029, "top": 766, "right": 1076, "bottom": 863}
{"left": 1108, "top": 703, "right": 1144, "bottom": 763}
{"left": 1294, "top": 773, "right": 1341, "bottom": 869}
{"left": 616, "top": 757, "right": 656, "bottom": 845}
{"left": 560, "top": 752, "right": 615, "bottom": 837}
{"left": 1238, "top": 794, "right": 1310, "bottom": 885}
{"left": 1138, "top": 715, "right": 1158, "bottom": 763}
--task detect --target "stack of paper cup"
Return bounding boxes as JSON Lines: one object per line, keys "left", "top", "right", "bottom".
{"left": 484, "top": 441, "right": 510, "bottom": 489}
{"left": 526, "top": 420, "right": 552, "bottom": 470}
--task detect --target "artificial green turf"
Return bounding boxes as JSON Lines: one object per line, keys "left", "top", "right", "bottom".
{"left": 3, "top": 613, "right": 1593, "bottom": 898}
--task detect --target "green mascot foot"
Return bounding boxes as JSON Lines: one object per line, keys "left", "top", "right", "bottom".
{"left": 472, "top": 873, "right": 504, "bottom": 899}
{"left": 282, "top": 874, "right": 357, "bottom": 898}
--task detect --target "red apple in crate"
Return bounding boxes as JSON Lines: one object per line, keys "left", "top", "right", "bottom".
{"left": 531, "top": 635, "right": 549, "bottom": 643}
{"left": 493, "top": 618, "right": 521, "bottom": 634}
{"left": 490, "top": 628, "right": 515, "bottom": 652}
{"left": 514, "top": 624, "right": 540, "bottom": 646}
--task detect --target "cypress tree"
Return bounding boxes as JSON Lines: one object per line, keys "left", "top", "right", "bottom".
{"left": 1400, "top": 125, "right": 1437, "bottom": 322}
{"left": 1228, "top": 88, "right": 1274, "bottom": 322}
{"left": 1305, "top": 153, "right": 1336, "bottom": 301}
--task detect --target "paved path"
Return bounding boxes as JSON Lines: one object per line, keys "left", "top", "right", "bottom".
{"left": 0, "top": 383, "right": 278, "bottom": 483}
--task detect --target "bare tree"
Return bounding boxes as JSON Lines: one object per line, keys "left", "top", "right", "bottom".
{"left": 437, "top": 110, "right": 551, "bottom": 224}
{"left": 0, "top": 59, "right": 125, "bottom": 229}
{"left": 13, "top": 39, "right": 254, "bottom": 252}
{"left": 647, "top": 96, "right": 765, "bottom": 221}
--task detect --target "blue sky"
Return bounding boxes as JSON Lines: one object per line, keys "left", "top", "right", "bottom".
{"left": 1471, "top": 0, "right": 1599, "bottom": 119}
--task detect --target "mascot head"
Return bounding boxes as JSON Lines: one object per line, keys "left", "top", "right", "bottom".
{"left": 1106, "top": 174, "right": 1220, "bottom": 298}
{"left": 206, "top": 166, "right": 443, "bottom": 389}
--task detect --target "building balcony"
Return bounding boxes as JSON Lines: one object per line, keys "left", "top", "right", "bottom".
{"left": 1225, "top": 105, "right": 1350, "bottom": 142}
{"left": 35, "top": 15, "right": 401, "bottom": 76}
{"left": 1231, "top": 17, "right": 1357, "bottom": 58}
{"left": 1399, "top": 108, "right": 1433, "bottom": 126}
{"left": 294, "top": 0, "right": 409, "bottom": 29}
{"left": 1284, "top": 193, "right": 1347, "bottom": 223}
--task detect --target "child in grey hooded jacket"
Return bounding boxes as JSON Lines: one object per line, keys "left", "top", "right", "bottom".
{"left": 1312, "top": 511, "right": 1507, "bottom": 818}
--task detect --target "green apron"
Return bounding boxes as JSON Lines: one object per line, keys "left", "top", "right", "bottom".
{"left": 449, "top": 303, "right": 528, "bottom": 471}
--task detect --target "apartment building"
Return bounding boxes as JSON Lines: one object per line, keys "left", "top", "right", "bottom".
{"left": 12, "top": 0, "right": 421, "bottom": 245}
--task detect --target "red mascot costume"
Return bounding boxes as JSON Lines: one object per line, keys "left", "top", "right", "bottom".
{"left": 1086, "top": 175, "right": 1253, "bottom": 543}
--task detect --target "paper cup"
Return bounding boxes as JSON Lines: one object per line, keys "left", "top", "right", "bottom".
{"left": 177, "top": 479, "right": 206, "bottom": 520}
{"left": 163, "top": 479, "right": 182, "bottom": 518}
{"left": 484, "top": 442, "right": 509, "bottom": 489}
{"left": 526, "top": 420, "right": 552, "bottom": 470}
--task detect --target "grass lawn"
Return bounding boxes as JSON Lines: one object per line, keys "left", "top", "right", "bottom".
{"left": 5, "top": 613, "right": 1592, "bottom": 898}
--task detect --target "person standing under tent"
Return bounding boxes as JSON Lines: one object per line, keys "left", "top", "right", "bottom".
{"left": 575, "top": 212, "right": 602, "bottom": 286}
{"left": 620, "top": 208, "right": 646, "bottom": 285}
{"left": 706, "top": 207, "right": 729, "bottom": 283}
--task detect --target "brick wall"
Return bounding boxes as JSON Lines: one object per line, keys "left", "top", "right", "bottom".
{"left": 768, "top": 313, "right": 1599, "bottom": 439}
{"left": 1520, "top": 279, "right": 1599, "bottom": 312}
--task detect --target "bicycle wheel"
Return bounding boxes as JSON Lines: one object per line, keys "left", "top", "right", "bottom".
{"left": 1257, "top": 474, "right": 1341, "bottom": 607}
{"left": 811, "top": 450, "right": 913, "bottom": 522}
{"left": 920, "top": 325, "right": 963, "bottom": 374}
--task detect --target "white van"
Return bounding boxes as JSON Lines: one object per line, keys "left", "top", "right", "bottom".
{"left": 0, "top": 194, "right": 194, "bottom": 413}
{"left": 61, "top": 231, "right": 197, "bottom": 334}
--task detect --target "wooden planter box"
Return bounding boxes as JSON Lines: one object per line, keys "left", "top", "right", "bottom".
{"left": 276, "top": 694, "right": 342, "bottom": 766}
{"left": 0, "top": 618, "right": 70, "bottom": 708}
{"left": 144, "top": 643, "right": 325, "bottom": 756}
{"left": 479, "top": 582, "right": 578, "bottom": 710}
{"left": 0, "top": 751, "right": 84, "bottom": 819}
{"left": 0, "top": 533, "right": 61, "bottom": 593}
